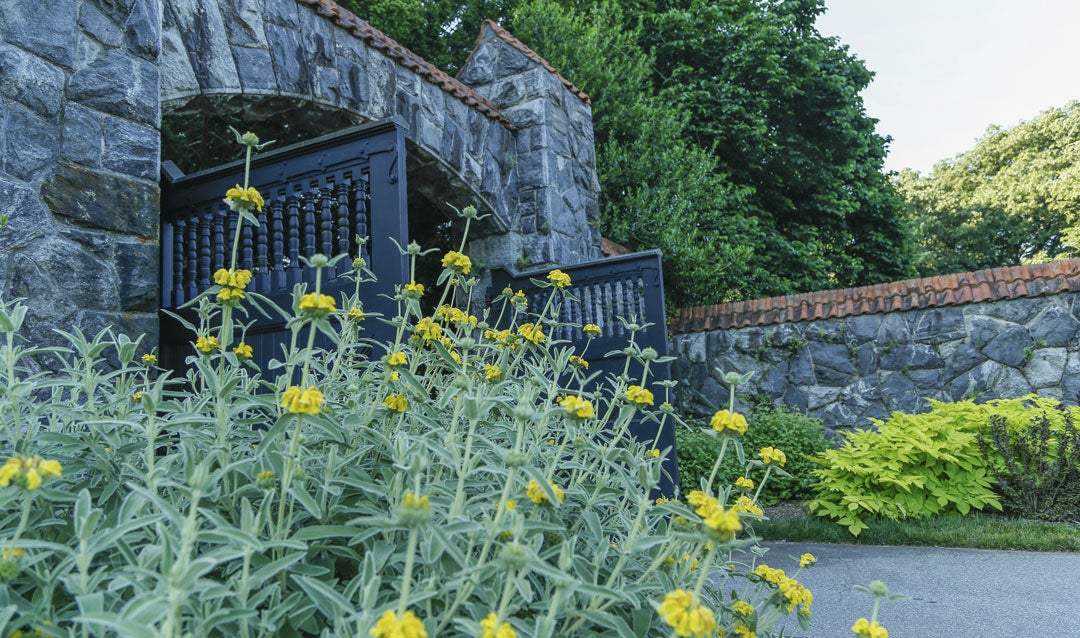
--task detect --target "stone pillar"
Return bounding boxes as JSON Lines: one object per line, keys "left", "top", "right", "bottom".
{"left": 458, "top": 21, "right": 602, "bottom": 272}
{"left": 0, "top": 0, "right": 161, "bottom": 356}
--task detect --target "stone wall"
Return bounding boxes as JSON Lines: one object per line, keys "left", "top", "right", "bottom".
{"left": 0, "top": 0, "right": 162, "bottom": 353}
{"left": 670, "top": 262, "right": 1080, "bottom": 430}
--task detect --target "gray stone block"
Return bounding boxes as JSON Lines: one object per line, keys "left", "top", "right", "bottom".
{"left": 232, "top": 46, "right": 277, "bottom": 92}
{"left": 0, "top": 44, "right": 65, "bottom": 119}
{"left": 266, "top": 25, "right": 312, "bottom": 95}
{"left": 60, "top": 103, "right": 103, "bottom": 166}
{"left": 944, "top": 342, "right": 985, "bottom": 377}
{"left": 948, "top": 360, "right": 999, "bottom": 402}
{"left": 160, "top": 27, "right": 200, "bottom": 99}
{"left": 912, "top": 307, "right": 966, "bottom": 343}
{"left": 847, "top": 313, "right": 882, "bottom": 344}
{"left": 124, "top": 0, "right": 161, "bottom": 60}
{"left": 908, "top": 368, "right": 944, "bottom": 389}
{"left": 115, "top": 240, "right": 159, "bottom": 311}
{"left": 880, "top": 343, "right": 944, "bottom": 371}
{"left": 1030, "top": 304, "right": 1079, "bottom": 347}
{"left": 336, "top": 58, "right": 368, "bottom": 111}
{"left": 66, "top": 50, "right": 160, "bottom": 126}
{"left": 979, "top": 297, "right": 1043, "bottom": 325}
{"left": 79, "top": 1, "right": 125, "bottom": 47}
{"left": 3, "top": 104, "right": 57, "bottom": 180}
{"left": 982, "top": 325, "right": 1033, "bottom": 367}
{"left": 219, "top": 0, "right": 268, "bottom": 47}
{"left": 0, "top": 177, "right": 55, "bottom": 249}
{"left": 788, "top": 348, "right": 815, "bottom": 385}
{"left": 41, "top": 163, "right": 159, "bottom": 236}
{"left": 994, "top": 365, "right": 1032, "bottom": 399}
{"left": 0, "top": 0, "right": 77, "bottom": 67}
{"left": 103, "top": 117, "right": 159, "bottom": 180}
{"left": 1023, "top": 347, "right": 1066, "bottom": 389}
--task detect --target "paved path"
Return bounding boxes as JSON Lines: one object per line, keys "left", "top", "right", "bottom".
{"left": 747, "top": 542, "right": 1080, "bottom": 637}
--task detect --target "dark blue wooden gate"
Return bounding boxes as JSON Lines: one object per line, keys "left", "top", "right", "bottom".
{"left": 491, "top": 250, "right": 679, "bottom": 493}
{"left": 159, "top": 119, "right": 409, "bottom": 375}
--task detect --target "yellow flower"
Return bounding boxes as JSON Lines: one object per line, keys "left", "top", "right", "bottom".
{"left": 800, "top": 553, "right": 816, "bottom": 568}
{"left": 298, "top": 292, "right": 337, "bottom": 316}
{"left": 383, "top": 393, "right": 408, "bottom": 413}
{"left": 370, "top": 609, "right": 427, "bottom": 638}
{"left": 557, "top": 395, "right": 594, "bottom": 419}
{"left": 280, "top": 386, "right": 324, "bottom": 415}
{"left": 1, "top": 548, "right": 24, "bottom": 559}
{"left": 217, "top": 286, "right": 245, "bottom": 303}
{"left": 233, "top": 342, "right": 253, "bottom": 360}
{"left": 195, "top": 335, "right": 220, "bottom": 353}
{"left": 255, "top": 471, "right": 276, "bottom": 489}
{"left": 133, "top": 391, "right": 143, "bottom": 402}
{"left": 526, "top": 479, "right": 565, "bottom": 505}
{"left": 389, "top": 371, "right": 400, "bottom": 381}
{"left": 441, "top": 250, "right": 472, "bottom": 275}
{"left": 224, "top": 185, "right": 265, "bottom": 212}
{"left": 414, "top": 317, "right": 442, "bottom": 341}
{"left": 733, "top": 600, "right": 755, "bottom": 617}
{"left": 484, "top": 364, "right": 503, "bottom": 381}
{"left": 656, "top": 590, "right": 717, "bottom": 638}
{"left": 760, "top": 447, "right": 787, "bottom": 467}
{"left": 582, "top": 323, "right": 601, "bottom": 337}
{"left": 647, "top": 448, "right": 661, "bottom": 459}
{"left": 517, "top": 323, "right": 545, "bottom": 344}
{"left": 479, "top": 612, "right": 516, "bottom": 638}
{"left": 214, "top": 268, "right": 252, "bottom": 289}
{"left": 626, "top": 385, "right": 654, "bottom": 406}
{"left": 568, "top": 355, "right": 589, "bottom": 369}
{"left": 387, "top": 351, "right": 408, "bottom": 367}
{"left": 735, "top": 477, "right": 755, "bottom": 490}
{"left": 711, "top": 409, "right": 748, "bottom": 435}
{"left": 546, "top": 269, "right": 571, "bottom": 288}
{"left": 503, "top": 500, "right": 517, "bottom": 510}
{"left": 349, "top": 307, "right": 366, "bottom": 320}
{"left": 402, "top": 492, "right": 431, "bottom": 512}
{"left": 734, "top": 623, "right": 756, "bottom": 638}
{"left": 851, "top": 618, "right": 888, "bottom": 638}
{"left": 655, "top": 496, "right": 670, "bottom": 505}
{"left": 733, "top": 495, "right": 763, "bottom": 516}
{"left": 0, "top": 456, "right": 61, "bottom": 491}
{"left": 403, "top": 281, "right": 425, "bottom": 298}
{"left": 141, "top": 353, "right": 157, "bottom": 365}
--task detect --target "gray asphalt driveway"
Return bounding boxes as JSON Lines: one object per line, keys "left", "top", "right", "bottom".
{"left": 749, "top": 542, "right": 1080, "bottom": 637}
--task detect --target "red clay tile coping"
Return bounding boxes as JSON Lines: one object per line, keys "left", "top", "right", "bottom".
{"left": 462, "top": 20, "right": 591, "bottom": 105}
{"left": 297, "top": 0, "right": 516, "bottom": 130}
{"left": 670, "top": 259, "right": 1080, "bottom": 334}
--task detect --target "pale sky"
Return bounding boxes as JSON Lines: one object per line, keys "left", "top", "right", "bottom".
{"left": 816, "top": 0, "right": 1080, "bottom": 174}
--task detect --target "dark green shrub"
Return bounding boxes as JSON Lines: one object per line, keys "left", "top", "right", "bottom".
{"left": 677, "top": 404, "right": 830, "bottom": 505}
{"left": 978, "top": 411, "right": 1080, "bottom": 522}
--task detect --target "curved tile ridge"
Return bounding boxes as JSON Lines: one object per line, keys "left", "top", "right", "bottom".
{"left": 462, "top": 19, "right": 591, "bottom": 105}
{"left": 670, "top": 259, "right": 1080, "bottom": 334}
{"left": 297, "top": 0, "right": 516, "bottom": 130}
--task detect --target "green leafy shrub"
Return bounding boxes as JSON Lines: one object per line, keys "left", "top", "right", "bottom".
{"left": 978, "top": 411, "right": 1080, "bottom": 522}
{"left": 677, "top": 405, "right": 829, "bottom": 505}
{"left": 0, "top": 133, "right": 818, "bottom": 638}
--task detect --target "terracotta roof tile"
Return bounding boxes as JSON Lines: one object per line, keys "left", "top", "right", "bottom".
{"left": 460, "top": 20, "right": 591, "bottom": 105}
{"left": 670, "top": 259, "right": 1080, "bottom": 333}
{"left": 297, "top": 0, "right": 516, "bottom": 130}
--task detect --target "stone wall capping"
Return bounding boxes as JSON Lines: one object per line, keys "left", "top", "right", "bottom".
{"left": 459, "top": 20, "right": 591, "bottom": 105}
{"left": 671, "top": 259, "right": 1080, "bottom": 334}
{"left": 294, "top": 0, "right": 515, "bottom": 130}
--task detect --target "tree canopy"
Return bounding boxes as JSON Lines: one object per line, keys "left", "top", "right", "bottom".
{"left": 895, "top": 102, "right": 1080, "bottom": 276}
{"left": 340, "top": 0, "right": 915, "bottom": 306}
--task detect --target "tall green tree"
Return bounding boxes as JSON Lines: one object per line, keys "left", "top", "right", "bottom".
{"left": 895, "top": 102, "right": 1080, "bottom": 276}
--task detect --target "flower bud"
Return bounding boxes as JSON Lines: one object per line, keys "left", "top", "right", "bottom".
{"left": 641, "top": 347, "right": 658, "bottom": 362}
{"left": 504, "top": 450, "right": 528, "bottom": 468}
{"left": 498, "top": 542, "right": 529, "bottom": 570}
{"left": 309, "top": 254, "right": 329, "bottom": 268}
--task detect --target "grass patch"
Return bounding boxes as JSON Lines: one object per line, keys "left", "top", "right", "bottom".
{"left": 752, "top": 512, "right": 1080, "bottom": 552}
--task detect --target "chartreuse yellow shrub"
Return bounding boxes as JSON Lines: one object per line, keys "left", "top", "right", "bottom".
{"left": 0, "top": 130, "right": 821, "bottom": 637}
{"left": 807, "top": 396, "right": 1080, "bottom": 535}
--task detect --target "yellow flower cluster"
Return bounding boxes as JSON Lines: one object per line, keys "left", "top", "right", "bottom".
{"left": 348, "top": 307, "right": 366, "bottom": 320}
{"left": 754, "top": 565, "right": 813, "bottom": 614}
{"left": 383, "top": 393, "right": 408, "bottom": 413}
{"left": 299, "top": 293, "right": 337, "bottom": 317}
{"left": 402, "top": 492, "right": 430, "bottom": 512}
{"left": 799, "top": 553, "right": 816, "bottom": 568}
{"left": 195, "top": 335, "right": 220, "bottom": 353}
{"left": 851, "top": 618, "right": 888, "bottom": 638}
{"left": 441, "top": 250, "right": 472, "bottom": 275}
{"left": 213, "top": 268, "right": 253, "bottom": 303}
{"left": 582, "top": 323, "right": 601, "bottom": 337}
{"left": 656, "top": 590, "right": 717, "bottom": 638}
{"left": 526, "top": 479, "right": 565, "bottom": 505}
{"left": 387, "top": 351, "right": 408, "bottom": 367}
{"left": 734, "top": 624, "right": 756, "bottom": 638}
{"left": 370, "top": 610, "right": 427, "bottom": 638}
{"left": 647, "top": 448, "right": 661, "bottom": 459}
{"left": 686, "top": 490, "right": 742, "bottom": 541}
{"left": 484, "top": 328, "right": 517, "bottom": 349}
{"left": 626, "top": 385, "right": 654, "bottom": 406}
{"left": 280, "top": 386, "right": 324, "bottom": 415}
{"left": 233, "top": 342, "right": 253, "bottom": 360}
{"left": 414, "top": 317, "right": 442, "bottom": 341}
{"left": 141, "top": 353, "right": 157, "bottom": 365}
{"left": 568, "top": 355, "right": 589, "bottom": 369}
{"left": 435, "top": 304, "right": 477, "bottom": 327}
{"left": 0, "top": 456, "right": 62, "bottom": 491}
{"left": 517, "top": 323, "right": 545, "bottom": 344}
{"left": 735, "top": 477, "right": 755, "bottom": 490}
{"left": 558, "top": 395, "right": 595, "bottom": 419}
{"left": 711, "top": 409, "right": 748, "bottom": 435}
{"left": 732, "top": 495, "right": 763, "bottom": 516}
{"left": 546, "top": 269, "right": 571, "bottom": 288}
{"left": 403, "top": 281, "right": 425, "bottom": 298}
{"left": 224, "top": 185, "right": 265, "bottom": 212}
{"left": 479, "top": 613, "right": 516, "bottom": 638}
{"left": 484, "top": 364, "right": 503, "bottom": 381}
{"left": 733, "top": 600, "right": 755, "bottom": 617}
{"left": 759, "top": 447, "right": 787, "bottom": 467}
